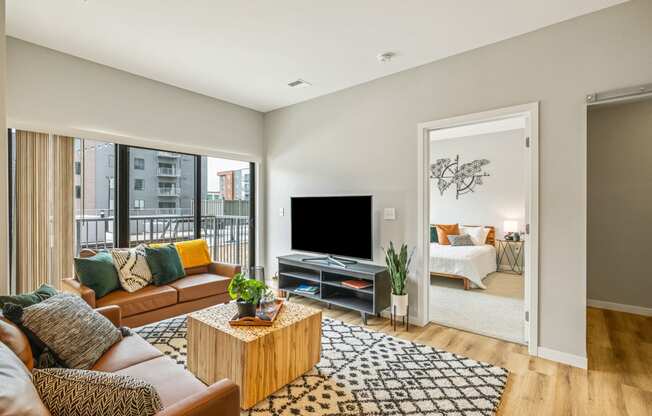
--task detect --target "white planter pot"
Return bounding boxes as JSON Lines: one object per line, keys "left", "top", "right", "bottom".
{"left": 391, "top": 294, "right": 409, "bottom": 316}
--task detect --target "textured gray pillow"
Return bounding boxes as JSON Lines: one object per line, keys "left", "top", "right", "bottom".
{"left": 448, "top": 234, "right": 474, "bottom": 246}
{"left": 4, "top": 293, "right": 121, "bottom": 369}
{"left": 33, "top": 368, "right": 162, "bottom": 416}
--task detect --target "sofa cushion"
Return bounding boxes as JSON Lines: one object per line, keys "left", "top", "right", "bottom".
{"left": 173, "top": 239, "right": 212, "bottom": 269}
{"left": 0, "top": 317, "right": 34, "bottom": 370}
{"left": 0, "top": 284, "right": 58, "bottom": 309}
{"left": 96, "top": 285, "right": 178, "bottom": 317}
{"left": 74, "top": 251, "right": 121, "bottom": 298}
{"left": 0, "top": 342, "right": 51, "bottom": 416}
{"left": 145, "top": 244, "right": 186, "bottom": 286}
{"left": 3, "top": 294, "right": 122, "bottom": 370}
{"left": 168, "top": 273, "right": 231, "bottom": 303}
{"left": 184, "top": 265, "right": 209, "bottom": 276}
{"left": 91, "top": 334, "right": 164, "bottom": 373}
{"left": 116, "top": 356, "right": 206, "bottom": 409}
{"left": 111, "top": 244, "right": 153, "bottom": 293}
{"left": 33, "top": 368, "right": 162, "bottom": 416}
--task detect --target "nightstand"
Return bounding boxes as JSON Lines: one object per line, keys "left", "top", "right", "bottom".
{"left": 496, "top": 239, "right": 524, "bottom": 274}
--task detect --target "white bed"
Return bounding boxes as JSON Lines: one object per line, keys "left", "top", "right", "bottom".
{"left": 429, "top": 242, "right": 497, "bottom": 289}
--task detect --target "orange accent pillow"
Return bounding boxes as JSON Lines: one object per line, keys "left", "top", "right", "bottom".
{"left": 173, "top": 239, "right": 212, "bottom": 269}
{"left": 436, "top": 224, "right": 460, "bottom": 245}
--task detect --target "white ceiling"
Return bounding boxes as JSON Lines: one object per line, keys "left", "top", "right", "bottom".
{"left": 7, "top": 0, "right": 626, "bottom": 112}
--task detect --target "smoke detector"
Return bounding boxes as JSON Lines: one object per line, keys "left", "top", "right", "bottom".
{"left": 288, "top": 79, "right": 312, "bottom": 88}
{"left": 376, "top": 52, "right": 396, "bottom": 63}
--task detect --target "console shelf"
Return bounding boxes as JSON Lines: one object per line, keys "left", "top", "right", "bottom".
{"left": 277, "top": 254, "right": 390, "bottom": 324}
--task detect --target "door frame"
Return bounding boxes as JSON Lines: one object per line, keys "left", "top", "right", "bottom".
{"left": 416, "top": 102, "right": 539, "bottom": 355}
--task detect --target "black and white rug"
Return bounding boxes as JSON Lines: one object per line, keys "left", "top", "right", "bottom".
{"left": 135, "top": 316, "right": 508, "bottom": 415}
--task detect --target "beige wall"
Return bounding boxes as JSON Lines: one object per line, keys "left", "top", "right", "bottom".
{"left": 588, "top": 98, "right": 652, "bottom": 308}
{"left": 264, "top": 0, "right": 652, "bottom": 358}
{"left": 7, "top": 37, "right": 264, "bottom": 161}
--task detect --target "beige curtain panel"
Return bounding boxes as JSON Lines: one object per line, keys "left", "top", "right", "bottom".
{"left": 15, "top": 130, "right": 75, "bottom": 293}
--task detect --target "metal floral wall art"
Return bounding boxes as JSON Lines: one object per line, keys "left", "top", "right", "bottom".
{"left": 430, "top": 155, "right": 490, "bottom": 199}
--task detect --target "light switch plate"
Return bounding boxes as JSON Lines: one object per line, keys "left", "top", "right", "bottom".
{"left": 279, "top": 207, "right": 285, "bottom": 216}
{"left": 384, "top": 208, "right": 396, "bottom": 220}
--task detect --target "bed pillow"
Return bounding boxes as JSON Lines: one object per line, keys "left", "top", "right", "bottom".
{"left": 33, "top": 368, "right": 162, "bottom": 416}
{"left": 448, "top": 234, "right": 474, "bottom": 246}
{"left": 0, "top": 284, "right": 58, "bottom": 309}
{"left": 429, "top": 225, "right": 439, "bottom": 243}
{"left": 2, "top": 293, "right": 122, "bottom": 370}
{"left": 111, "top": 244, "right": 153, "bottom": 293}
{"left": 435, "top": 224, "right": 459, "bottom": 245}
{"left": 74, "top": 251, "right": 121, "bottom": 298}
{"left": 460, "top": 226, "right": 488, "bottom": 246}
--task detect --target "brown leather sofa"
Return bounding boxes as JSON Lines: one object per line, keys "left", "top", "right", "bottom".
{"left": 62, "top": 249, "right": 240, "bottom": 327}
{"left": 0, "top": 305, "right": 239, "bottom": 416}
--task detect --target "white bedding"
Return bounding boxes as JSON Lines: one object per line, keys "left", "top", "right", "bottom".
{"left": 429, "top": 243, "right": 497, "bottom": 289}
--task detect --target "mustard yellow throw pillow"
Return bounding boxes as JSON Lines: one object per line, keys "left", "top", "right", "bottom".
{"left": 173, "top": 239, "right": 212, "bottom": 269}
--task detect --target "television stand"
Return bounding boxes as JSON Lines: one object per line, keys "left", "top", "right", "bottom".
{"left": 278, "top": 254, "right": 389, "bottom": 325}
{"left": 301, "top": 255, "right": 357, "bottom": 268}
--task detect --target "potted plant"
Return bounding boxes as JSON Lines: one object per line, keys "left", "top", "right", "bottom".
{"left": 384, "top": 241, "right": 413, "bottom": 317}
{"left": 227, "top": 272, "right": 267, "bottom": 318}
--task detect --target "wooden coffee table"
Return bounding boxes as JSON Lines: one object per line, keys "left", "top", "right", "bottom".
{"left": 187, "top": 301, "right": 322, "bottom": 409}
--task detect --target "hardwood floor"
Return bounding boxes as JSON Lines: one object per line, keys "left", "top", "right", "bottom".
{"left": 290, "top": 297, "right": 652, "bottom": 415}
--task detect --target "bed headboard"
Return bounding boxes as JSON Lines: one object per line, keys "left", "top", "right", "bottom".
{"left": 462, "top": 225, "right": 496, "bottom": 245}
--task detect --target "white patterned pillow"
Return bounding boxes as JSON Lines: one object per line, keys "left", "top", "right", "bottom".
{"left": 33, "top": 368, "right": 162, "bottom": 416}
{"left": 112, "top": 244, "right": 153, "bottom": 292}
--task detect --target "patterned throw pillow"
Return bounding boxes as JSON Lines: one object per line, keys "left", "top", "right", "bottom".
{"left": 448, "top": 234, "right": 475, "bottom": 246}
{"left": 111, "top": 244, "right": 153, "bottom": 293}
{"left": 2, "top": 293, "right": 122, "bottom": 370}
{"left": 33, "top": 368, "right": 162, "bottom": 416}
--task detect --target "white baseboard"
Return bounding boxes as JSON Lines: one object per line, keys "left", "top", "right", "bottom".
{"left": 587, "top": 299, "right": 652, "bottom": 317}
{"left": 537, "top": 347, "right": 587, "bottom": 369}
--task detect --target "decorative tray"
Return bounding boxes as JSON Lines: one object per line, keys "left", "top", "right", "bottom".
{"left": 229, "top": 299, "right": 284, "bottom": 327}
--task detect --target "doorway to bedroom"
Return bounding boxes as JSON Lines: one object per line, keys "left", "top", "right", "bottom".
{"left": 417, "top": 103, "right": 539, "bottom": 349}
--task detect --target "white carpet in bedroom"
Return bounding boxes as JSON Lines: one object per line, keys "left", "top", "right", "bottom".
{"left": 429, "top": 272, "right": 525, "bottom": 344}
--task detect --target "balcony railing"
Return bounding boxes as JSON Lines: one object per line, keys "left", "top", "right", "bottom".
{"left": 158, "top": 187, "right": 181, "bottom": 196}
{"left": 157, "top": 167, "right": 179, "bottom": 177}
{"left": 75, "top": 214, "right": 249, "bottom": 268}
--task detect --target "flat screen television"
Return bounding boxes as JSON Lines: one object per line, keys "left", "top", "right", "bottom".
{"left": 291, "top": 195, "right": 373, "bottom": 261}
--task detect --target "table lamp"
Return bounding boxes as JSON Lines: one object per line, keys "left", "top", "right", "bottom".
{"left": 503, "top": 220, "right": 519, "bottom": 240}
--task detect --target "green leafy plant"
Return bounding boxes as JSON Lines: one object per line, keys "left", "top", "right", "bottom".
{"left": 384, "top": 242, "right": 414, "bottom": 296}
{"left": 228, "top": 272, "right": 267, "bottom": 304}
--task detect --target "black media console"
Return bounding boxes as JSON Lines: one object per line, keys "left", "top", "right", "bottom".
{"left": 277, "top": 254, "right": 390, "bottom": 324}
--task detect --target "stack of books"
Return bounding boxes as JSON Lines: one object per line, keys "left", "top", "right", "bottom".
{"left": 294, "top": 284, "right": 319, "bottom": 295}
{"left": 341, "top": 279, "right": 373, "bottom": 289}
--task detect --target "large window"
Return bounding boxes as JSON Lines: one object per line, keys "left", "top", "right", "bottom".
{"left": 202, "top": 157, "right": 253, "bottom": 269}
{"left": 128, "top": 148, "right": 196, "bottom": 247}
{"left": 71, "top": 139, "right": 254, "bottom": 269}
{"left": 74, "top": 139, "right": 116, "bottom": 252}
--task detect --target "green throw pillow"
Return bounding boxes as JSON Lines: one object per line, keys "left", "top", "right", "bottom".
{"left": 0, "top": 284, "right": 58, "bottom": 308}
{"left": 74, "top": 252, "right": 121, "bottom": 298}
{"left": 145, "top": 245, "right": 185, "bottom": 286}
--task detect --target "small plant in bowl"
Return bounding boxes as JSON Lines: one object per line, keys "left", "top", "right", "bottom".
{"left": 228, "top": 272, "right": 267, "bottom": 318}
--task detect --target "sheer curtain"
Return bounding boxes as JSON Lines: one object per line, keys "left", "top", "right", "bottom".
{"left": 14, "top": 130, "right": 74, "bottom": 292}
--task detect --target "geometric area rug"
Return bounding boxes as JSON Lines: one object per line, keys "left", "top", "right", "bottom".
{"left": 135, "top": 316, "right": 508, "bottom": 415}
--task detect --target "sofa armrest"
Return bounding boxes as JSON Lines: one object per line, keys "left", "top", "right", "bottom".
{"left": 61, "top": 278, "right": 96, "bottom": 308}
{"left": 208, "top": 262, "right": 241, "bottom": 278}
{"left": 156, "top": 379, "right": 239, "bottom": 416}
{"left": 95, "top": 305, "right": 121, "bottom": 327}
